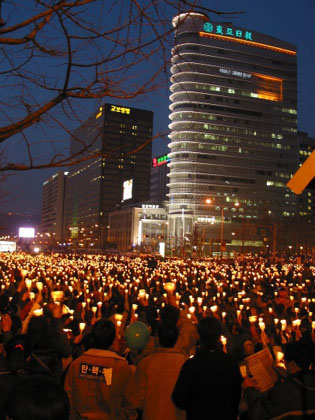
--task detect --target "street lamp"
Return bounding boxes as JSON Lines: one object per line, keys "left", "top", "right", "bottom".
{"left": 205, "top": 199, "right": 241, "bottom": 256}
{"left": 204, "top": 198, "right": 215, "bottom": 256}
{"left": 205, "top": 198, "right": 224, "bottom": 255}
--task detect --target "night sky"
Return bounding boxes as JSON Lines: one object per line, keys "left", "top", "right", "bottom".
{"left": 1, "top": 0, "right": 315, "bottom": 216}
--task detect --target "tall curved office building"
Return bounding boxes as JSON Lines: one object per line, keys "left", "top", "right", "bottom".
{"left": 167, "top": 12, "right": 298, "bottom": 254}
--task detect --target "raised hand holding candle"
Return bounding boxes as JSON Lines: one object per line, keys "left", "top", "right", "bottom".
{"left": 221, "top": 336, "right": 227, "bottom": 353}
{"left": 164, "top": 282, "right": 175, "bottom": 293}
{"left": 33, "top": 308, "right": 43, "bottom": 317}
{"left": 36, "top": 282, "right": 43, "bottom": 292}
{"left": 25, "top": 279, "right": 32, "bottom": 289}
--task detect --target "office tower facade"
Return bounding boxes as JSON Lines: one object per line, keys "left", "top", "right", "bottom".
{"left": 64, "top": 103, "right": 153, "bottom": 248}
{"left": 168, "top": 12, "right": 298, "bottom": 254}
{"left": 294, "top": 131, "right": 315, "bottom": 253}
{"left": 150, "top": 154, "right": 170, "bottom": 202}
{"left": 41, "top": 171, "right": 68, "bottom": 241}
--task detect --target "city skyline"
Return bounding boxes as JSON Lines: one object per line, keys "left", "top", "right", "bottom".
{"left": 1, "top": 0, "right": 315, "bottom": 216}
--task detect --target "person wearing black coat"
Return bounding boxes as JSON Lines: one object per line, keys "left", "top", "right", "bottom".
{"left": 172, "top": 316, "right": 242, "bottom": 420}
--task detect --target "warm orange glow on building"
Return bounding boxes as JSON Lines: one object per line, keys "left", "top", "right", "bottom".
{"left": 199, "top": 32, "right": 296, "bottom": 56}
{"left": 253, "top": 74, "right": 283, "bottom": 102}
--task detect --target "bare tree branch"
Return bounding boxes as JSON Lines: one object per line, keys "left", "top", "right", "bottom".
{"left": 0, "top": 0, "right": 239, "bottom": 172}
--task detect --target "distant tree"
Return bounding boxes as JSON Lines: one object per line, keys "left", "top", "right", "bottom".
{"left": 0, "top": 0, "right": 238, "bottom": 172}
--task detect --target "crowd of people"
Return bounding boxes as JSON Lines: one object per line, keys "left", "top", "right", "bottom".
{"left": 0, "top": 251, "right": 314, "bottom": 419}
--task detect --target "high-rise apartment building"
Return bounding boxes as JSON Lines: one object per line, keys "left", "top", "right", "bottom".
{"left": 168, "top": 12, "right": 298, "bottom": 254}
{"left": 64, "top": 103, "right": 153, "bottom": 248}
{"left": 41, "top": 171, "right": 68, "bottom": 241}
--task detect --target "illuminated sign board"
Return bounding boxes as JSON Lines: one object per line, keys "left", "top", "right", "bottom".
{"left": 152, "top": 154, "right": 170, "bottom": 167}
{"left": 142, "top": 204, "right": 159, "bottom": 209}
{"left": 287, "top": 150, "right": 315, "bottom": 195}
{"left": 110, "top": 105, "right": 130, "bottom": 114}
{"left": 197, "top": 217, "right": 215, "bottom": 224}
{"left": 203, "top": 22, "right": 253, "bottom": 41}
{"left": 0, "top": 241, "right": 16, "bottom": 252}
{"left": 159, "top": 242, "right": 165, "bottom": 257}
{"left": 19, "top": 227, "right": 35, "bottom": 238}
{"left": 200, "top": 23, "right": 296, "bottom": 56}
{"left": 219, "top": 68, "right": 251, "bottom": 79}
{"left": 123, "top": 179, "right": 133, "bottom": 201}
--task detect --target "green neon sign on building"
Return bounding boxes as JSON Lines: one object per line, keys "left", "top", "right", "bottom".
{"left": 203, "top": 22, "right": 253, "bottom": 41}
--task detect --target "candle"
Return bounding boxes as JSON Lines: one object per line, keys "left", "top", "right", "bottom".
{"left": 164, "top": 282, "right": 175, "bottom": 293}
{"left": 139, "top": 289, "right": 146, "bottom": 298}
{"left": 25, "top": 279, "right": 32, "bottom": 289}
{"left": 33, "top": 308, "right": 43, "bottom": 317}
{"left": 276, "top": 351, "right": 284, "bottom": 365}
{"left": 36, "top": 282, "right": 43, "bottom": 291}
{"left": 79, "top": 322, "right": 86, "bottom": 332}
